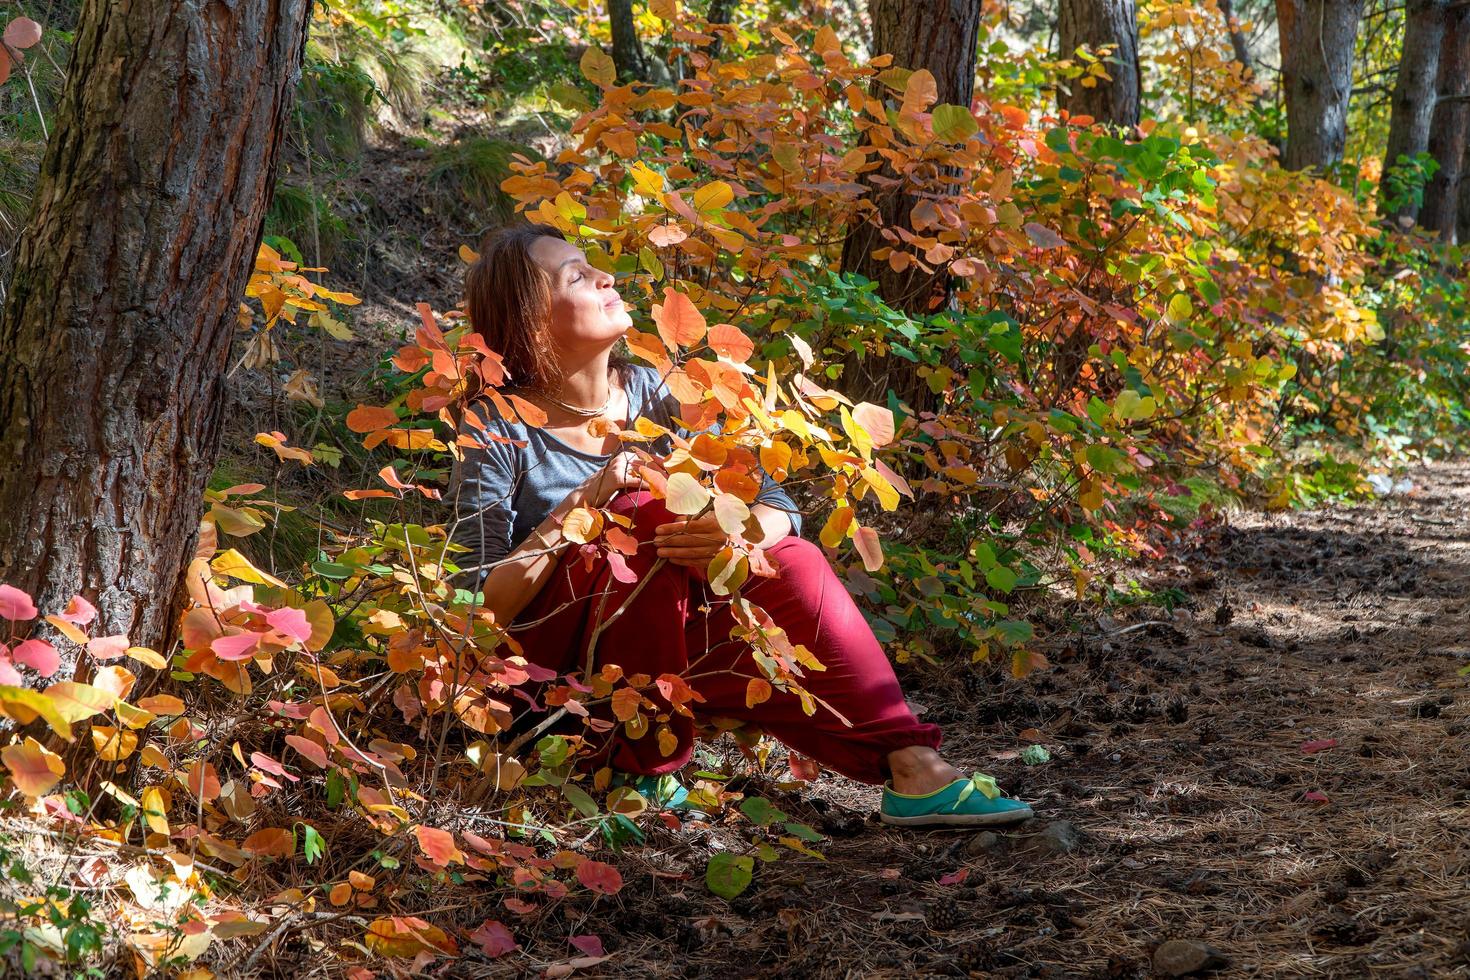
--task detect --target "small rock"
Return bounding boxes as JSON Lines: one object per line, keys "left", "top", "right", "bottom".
{"left": 1027, "top": 820, "right": 1083, "bottom": 856}
{"left": 1153, "top": 939, "right": 1228, "bottom": 977}
{"left": 964, "top": 831, "right": 1006, "bottom": 857}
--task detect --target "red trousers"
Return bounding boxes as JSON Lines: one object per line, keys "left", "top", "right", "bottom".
{"left": 506, "top": 490, "right": 940, "bottom": 785}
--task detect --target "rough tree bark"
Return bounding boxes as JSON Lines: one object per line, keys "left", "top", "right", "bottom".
{"left": 838, "top": 0, "right": 981, "bottom": 410}
{"left": 1275, "top": 0, "right": 1367, "bottom": 170}
{"left": 0, "top": 0, "right": 314, "bottom": 656}
{"left": 1382, "top": 0, "right": 1448, "bottom": 220}
{"left": 1422, "top": 3, "right": 1470, "bottom": 238}
{"left": 1057, "top": 0, "right": 1141, "bottom": 127}
{"left": 609, "top": 0, "right": 672, "bottom": 86}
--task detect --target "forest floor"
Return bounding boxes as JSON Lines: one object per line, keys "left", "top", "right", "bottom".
{"left": 510, "top": 461, "right": 1470, "bottom": 980}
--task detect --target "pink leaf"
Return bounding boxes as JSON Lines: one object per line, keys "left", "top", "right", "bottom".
{"left": 250, "top": 751, "right": 300, "bottom": 782}
{"left": 1302, "top": 790, "right": 1330, "bottom": 806}
{"left": 575, "top": 859, "right": 623, "bottom": 895}
{"left": 284, "top": 734, "right": 329, "bottom": 768}
{"left": 938, "top": 868, "right": 970, "bottom": 886}
{"left": 0, "top": 584, "right": 37, "bottom": 621}
{"left": 59, "top": 595, "right": 97, "bottom": 627}
{"left": 1299, "top": 738, "right": 1338, "bottom": 754}
{"left": 569, "top": 934, "right": 605, "bottom": 957}
{"left": 266, "top": 607, "right": 312, "bottom": 644}
{"left": 0, "top": 656, "right": 21, "bottom": 686}
{"left": 4, "top": 17, "right": 42, "bottom": 49}
{"left": 605, "top": 551, "right": 637, "bottom": 584}
{"left": 469, "top": 920, "right": 518, "bottom": 958}
{"left": 1023, "top": 221, "right": 1066, "bottom": 249}
{"left": 12, "top": 638, "right": 58, "bottom": 677}
{"left": 86, "top": 633, "right": 129, "bottom": 661}
{"left": 211, "top": 631, "right": 265, "bottom": 662}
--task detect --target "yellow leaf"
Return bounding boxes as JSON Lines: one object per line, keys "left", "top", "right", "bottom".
{"left": 819, "top": 506, "right": 854, "bottom": 548}
{"left": 127, "top": 646, "right": 168, "bottom": 669}
{"left": 692, "top": 180, "right": 734, "bottom": 213}
{"left": 141, "top": 786, "right": 170, "bottom": 835}
{"left": 92, "top": 725, "right": 139, "bottom": 761}
{"left": 561, "top": 506, "right": 604, "bottom": 544}
{"left": 580, "top": 46, "right": 616, "bottom": 88}
{"left": 44, "top": 681, "right": 115, "bottom": 724}
{"left": 2, "top": 737, "right": 65, "bottom": 796}
{"left": 628, "top": 161, "right": 665, "bottom": 199}
{"left": 210, "top": 548, "right": 287, "bottom": 587}
{"left": 0, "top": 685, "right": 74, "bottom": 741}
{"left": 664, "top": 472, "right": 711, "bottom": 516}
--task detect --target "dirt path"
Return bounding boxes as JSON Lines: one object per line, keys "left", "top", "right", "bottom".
{"left": 555, "top": 462, "right": 1470, "bottom": 979}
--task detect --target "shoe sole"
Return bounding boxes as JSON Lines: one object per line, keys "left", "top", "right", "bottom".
{"left": 879, "top": 805, "right": 1034, "bottom": 828}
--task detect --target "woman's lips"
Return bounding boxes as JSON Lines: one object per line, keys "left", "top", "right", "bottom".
{"left": 603, "top": 297, "right": 625, "bottom": 311}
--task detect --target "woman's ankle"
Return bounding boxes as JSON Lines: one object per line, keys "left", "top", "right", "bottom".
{"left": 885, "top": 746, "right": 962, "bottom": 796}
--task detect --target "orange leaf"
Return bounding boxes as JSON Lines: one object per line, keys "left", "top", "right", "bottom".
{"left": 745, "top": 678, "right": 772, "bottom": 709}
{"left": 506, "top": 394, "right": 548, "bottom": 428}
{"left": 2, "top": 736, "right": 65, "bottom": 796}
{"left": 186, "top": 760, "right": 221, "bottom": 803}
{"left": 242, "top": 827, "right": 295, "bottom": 859}
{"left": 610, "top": 687, "right": 642, "bottom": 722}
{"left": 853, "top": 526, "right": 884, "bottom": 572}
{"left": 707, "top": 323, "right": 754, "bottom": 362}
{"left": 653, "top": 289, "right": 707, "bottom": 351}
{"left": 345, "top": 404, "right": 398, "bottom": 433}
{"left": 285, "top": 734, "right": 330, "bottom": 769}
{"left": 416, "top": 825, "right": 465, "bottom": 867}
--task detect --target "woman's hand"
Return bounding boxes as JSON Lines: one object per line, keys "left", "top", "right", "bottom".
{"left": 654, "top": 512, "right": 729, "bottom": 575}
{"left": 585, "top": 450, "right": 647, "bottom": 508}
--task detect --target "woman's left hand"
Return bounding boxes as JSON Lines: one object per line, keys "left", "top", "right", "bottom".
{"left": 653, "top": 513, "right": 729, "bottom": 573}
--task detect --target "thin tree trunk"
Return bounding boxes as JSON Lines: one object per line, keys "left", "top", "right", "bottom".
{"left": 1057, "top": 0, "right": 1141, "bottom": 127}
{"left": 1218, "top": 0, "right": 1255, "bottom": 74}
{"left": 1276, "top": 0, "right": 1367, "bottom": 170}
{"left": 1382, "top": 0, "right": 1448, "bottom": 220}
{"left": 1422, "top": 3, "right": 1470, "bottom": 238}
{"left": 839, "top": 0, "right": 982, "bottom": 412}
{"left": 0, "top": 0, "right": 314, "bottom": 657}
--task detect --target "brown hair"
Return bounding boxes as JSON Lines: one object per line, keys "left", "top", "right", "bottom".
{"left": 464, "top": 223, "right": 568, "bottom": 393}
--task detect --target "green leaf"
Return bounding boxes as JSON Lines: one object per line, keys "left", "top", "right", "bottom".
{"left": 738, "top": 797, "right": 787, "bottom": 827}
{"left": 298, "top": 823, "right": 326, "bottom": 864}
{"left": 562, "top": 783, "right": 600, "bottom": 818}
{"left": 706, "top": 853, "right": 754, "bottom": 899}
{"left": 985, "top": 566, "right": 1018, "bottom": 594}
{"left": 931, "top": 104, "right": 978, "bottom": 142}
{"left": 536, "top": 735, "right": 570, "bottom": 769}
{"left": 991, "top": 620, "right": 1034, "bottom": 646}
{"left": 1165, "top": 292, "right": 1193, "bottom": 325}
{"left": 782, "top": 821, "right": 824, "bottom": 842}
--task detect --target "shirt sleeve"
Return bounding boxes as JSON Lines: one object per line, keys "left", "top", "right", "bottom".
{"left": 447, "top": 406, "right": 519, "bottom": 590}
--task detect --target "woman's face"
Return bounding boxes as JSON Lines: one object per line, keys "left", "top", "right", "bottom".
{"left": 530, "top": 236, "right": 632, "bottom": 356}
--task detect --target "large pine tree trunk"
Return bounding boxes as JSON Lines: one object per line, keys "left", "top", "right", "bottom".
{"left": 1382, "top": 0, "right": 1448, "bottom": 220}
{"left": 1218, "top": 0, "right": 1255, "bottom": 75}
{"left": 1276, "top": 0, "right": 1367, "bottom": 170}
{"left": 1057, "top": 0, "right": 1141, "bottom": 127}
{"left": 0, "top": 0, "right": 313, "bottom": 656}
{"left": 1422, "top": 3, "right": 1470, "bottom": 238}
{"left": 839, "top": 0, "right": 981, "bottom": 411}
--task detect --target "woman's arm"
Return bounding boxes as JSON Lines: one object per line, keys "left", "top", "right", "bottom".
{"left": 477, "top": 454, "right": 643, "bottom": 627}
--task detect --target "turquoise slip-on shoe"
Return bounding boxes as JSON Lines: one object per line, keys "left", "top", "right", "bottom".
{"left": 612, "top": 773, "right": 701, "bottom": 813}
{"left": 880, "top": 773, "right": 1034, "bottom": 827}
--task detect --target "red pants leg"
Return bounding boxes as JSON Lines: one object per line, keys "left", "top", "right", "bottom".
{"left": 508, "top": 490, "right": 939, "bottom": 784}
{"left": 686, "top": 534, "right": 941, "bottom": 784}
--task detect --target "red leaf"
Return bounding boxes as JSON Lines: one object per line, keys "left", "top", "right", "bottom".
{"left": 1302, "top": 790, "right": 1330, "bottom": 806}
{"left": 469, "top": 919, "right": 518, "bottom": 958}
{"left": 1299, "top": 738, "right": 1338, "bottom": 754}
{"left": 284, "top": 734, "right": 329, "bottom": 768}
{"left": 575, "top": 859, "right": 623, "bottom": 895}
{"left": 415, "top": 825, "right": 465, "bottom": 866}
{"left": 0, "top": 584, "right": 37, "bottom": 621}
{"left": 4, "top": 17, "right": 42, "bottom": 49}
{"left": 59, "top": 595, "right": 98, "bottom": 627}
{"left": 569, "top": 934, "right": 605, "bottom": 957}
{"left": 86, "top": 634, "right": 128, "bottom": 661}
{"left": 787, "top": 750, "right": 821, "bottom": 781}
{"left": 12, "top": 638, "right": 58, "bottom": 677}
{"left": 938, "top": 868, "right": 970, "bottom": 886}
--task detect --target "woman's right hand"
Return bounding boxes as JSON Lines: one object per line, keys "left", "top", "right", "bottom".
{"left": 587, "top": 450, "right": 647, "bottom": 507}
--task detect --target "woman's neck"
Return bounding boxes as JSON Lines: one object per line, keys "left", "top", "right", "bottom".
{"left": 553, "top": 349, "right": 614, "bottom": 410}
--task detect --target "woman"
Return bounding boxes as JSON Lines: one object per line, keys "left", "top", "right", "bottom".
{"left": 447, "top": 223, "right": 1033, "bottom": 828}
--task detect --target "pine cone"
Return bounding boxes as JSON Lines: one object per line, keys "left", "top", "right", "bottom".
{"left": 926, "top": 900, "right": 964, "bottom": 931}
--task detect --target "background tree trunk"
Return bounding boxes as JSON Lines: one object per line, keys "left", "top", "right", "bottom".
{"left": 0, "top": 0, "right": 314, "bottom": 656}
{"left": 1421, "top": 3, "right": 1470, "bottom": 238}
{"left": 839, "top": 0, "right": 981, "bottom": 411}
{"left": 1276, "top": 0, "right": 1367, "bottom": 170}
{"left": 1382, "top": 0, "right": 1448, "bottom": 220}
{"left": 1057, "top": 0, "right": 1141, "bottom": 127}
{"left": 609, "top": 0, "right": 651, "bottom": 82}
{"left": 1218, "top": 0, "right": 1256, "bottom": 75}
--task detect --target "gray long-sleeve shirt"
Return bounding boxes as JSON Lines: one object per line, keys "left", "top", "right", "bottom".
{"left": 446, "top": 364, "right": 803, "bottom": 587}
